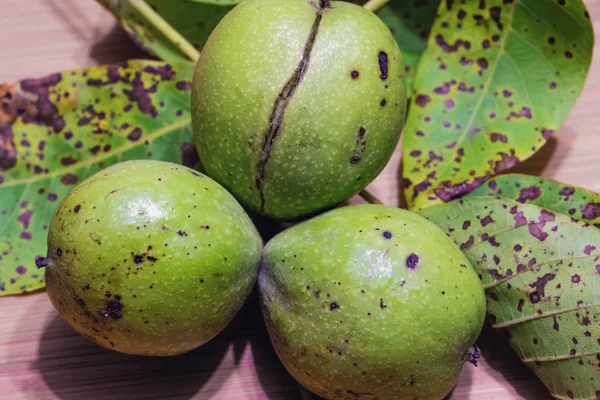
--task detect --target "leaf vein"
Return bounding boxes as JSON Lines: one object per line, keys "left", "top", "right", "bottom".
{"left": 492, "top": 302, "right": 600, "bottom": 328}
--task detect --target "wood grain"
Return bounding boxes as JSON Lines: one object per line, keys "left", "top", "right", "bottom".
{"left": 1, "top": 0, "right": 599, "bottom": 399}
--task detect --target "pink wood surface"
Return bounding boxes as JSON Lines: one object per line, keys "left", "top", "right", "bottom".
{"left": 1, "top": 0, "right": 599, "bottom": 399}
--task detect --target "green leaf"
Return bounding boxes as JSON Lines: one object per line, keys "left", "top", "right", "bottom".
{"left": 467, "top": 174, "right": 600, "bottom": 227}
{"left": 420, "top": 197, "right": 600, "bottom": 400}
{"left": 402, "top": 0, "right": 594, "bottom": 211}
{"left": 0, "top": 60, "right": 195, "bottom": 295}
{"left": 96, "top": 0, "right": 234, "bottom": 61}
{"left": 376, "top": 0, "right": 438, "bottom": 91}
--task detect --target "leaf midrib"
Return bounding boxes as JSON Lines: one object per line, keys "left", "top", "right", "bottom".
{"left": 0, "top": 117, "right": 191, "bottom": 188}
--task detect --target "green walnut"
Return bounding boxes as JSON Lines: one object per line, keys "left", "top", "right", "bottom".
{"left": 192, "top": 0, "right": 407, "bottom": 220}
{"left": 259, "top": 205, "right": 486, "bottom": 399}
{"left": 39, "top": 160, "right": 262, "bottom": 356}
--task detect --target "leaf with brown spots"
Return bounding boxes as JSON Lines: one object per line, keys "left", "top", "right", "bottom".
{"left": 468, "top": 174, "right": 600, "bottom": 227}
{"left": 421, "top": 197, "right": 600, "bottom": 399}
{"left": 403, "top": 0, "right": 594, "bottom": 210}
{"left": 376, "top": 0, "right": 438, "bottom": 91}
{"left": 97, "top": 0, "right": 238, "bottom": 61}
{"left": 0, "top": 60, "right": 196, "bottom": 295}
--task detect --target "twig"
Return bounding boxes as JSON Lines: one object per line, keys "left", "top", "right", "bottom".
{"left": 128, "top": 0, "right": 201, "bottom": 61}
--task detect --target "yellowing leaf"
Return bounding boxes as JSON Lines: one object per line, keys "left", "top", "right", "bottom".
{"left": 403, "top": 0, "right": 594, "bottom": 210}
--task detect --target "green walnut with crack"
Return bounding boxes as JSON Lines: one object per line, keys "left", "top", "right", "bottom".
{"left": 38, "top": 160, "right": 262, "bottom": 356}
{"left": 192, "top": 0, "right": 407, "bottom": 220}
{"left": 259, "top": 205, "right": 486, "bottom": 399}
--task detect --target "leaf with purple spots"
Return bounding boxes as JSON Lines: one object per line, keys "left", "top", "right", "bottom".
{"left": 402, "top": 0, "right": 594, "bottom": 210}
{"left": 376, "top": 0, "right": 438, "bottom": 91}
{"left": 421, "top": 197, "right": 600, "bottom": 399}
{"left": 0, "top": 60, "right": 196, "bottom": 295}
{"left": 467, "top": 174, "right": 600, "bottom": 227}
{"left": 97, "top": 0, "right": 236, "bottom": 61}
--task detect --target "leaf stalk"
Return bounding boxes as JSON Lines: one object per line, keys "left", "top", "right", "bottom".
{"left": 128, "top": 0, "right": 201, "bottom": 62}
{"left": 359, "top": 189, "right": 383, "bottom": 205}
{"left": 362, "top": 0, "right": 391, "bottom": 13}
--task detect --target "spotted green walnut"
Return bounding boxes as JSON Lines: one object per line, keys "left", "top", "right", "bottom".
{"left": 259, "top": 205, "right": 486, "bottom": 399}
{"left": 192, "top": 0, "right": 407, "bottom": 221}
{"left": 38, "top": 160, "right": 262, "bottom": 356}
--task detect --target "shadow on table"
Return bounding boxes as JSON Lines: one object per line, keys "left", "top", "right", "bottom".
{"left": 445, "top": 362, "right": 474, "bottom": 400}
{"left": 235, "top": 291, "right": 303, "bottom": 400}
{"left": 89, "top": 25, "right": 151, "bottom": 66}
{"left": 28, "top": 288, "right": 480, "bottom": 400}
{"left": 42, "top": 0, "right": 149, "bottom": 65}
{"left": 33, "top": 305, "right": 240, "bottom": 399}
{"left": 32, "top": 289, "right": 300, "bottom": 400}
{"left": 477, "top": 325, "right": 553, "bottom": 400}
{"left": 506, "top": 136, "right": 560, "bottom": 177}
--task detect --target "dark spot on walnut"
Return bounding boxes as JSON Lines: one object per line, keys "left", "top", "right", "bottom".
{"left": 406, "top": 253, "right": 419, "bottom": 269}
{"left": 379, "top": 298, "right": 387, "bottom": 309}
{"left": 98, "top": 298, "right": 123, "bottom": 319}
{"left": 378, "top": 51, "right": 388, "bottom": 80}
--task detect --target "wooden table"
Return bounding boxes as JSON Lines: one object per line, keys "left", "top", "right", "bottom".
{"left": 1, "top": 1, "right": 599, "bottom": 399}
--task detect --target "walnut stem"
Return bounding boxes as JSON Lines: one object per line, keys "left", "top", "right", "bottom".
{"left": 362, "top": 0, "right": 391, "bottom": 13}
{"left": 359, "top": 189, "right": 383, "bottom": 205}
{"left": 128, "top": 0, "right": 201, "bottom": 61}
